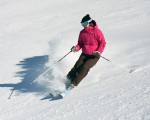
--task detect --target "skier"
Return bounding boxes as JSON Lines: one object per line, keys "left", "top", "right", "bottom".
{"left": 67, "top": 14, "right": 106, "bottom": 90}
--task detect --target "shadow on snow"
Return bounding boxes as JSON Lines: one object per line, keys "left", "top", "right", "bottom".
{"left": 0, "top": 55, "right": 54, "bottom": 99}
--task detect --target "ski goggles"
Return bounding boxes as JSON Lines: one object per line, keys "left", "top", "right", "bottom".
{"left": 81, "top": 19, "right": 92, "bottom": 27}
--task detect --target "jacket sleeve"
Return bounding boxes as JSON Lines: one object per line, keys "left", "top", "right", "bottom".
{"left": 75, "top": 32, "right": 83, "bottom": 51}
{"left": 96, "top": 29, "right": 106, "bottom": 54}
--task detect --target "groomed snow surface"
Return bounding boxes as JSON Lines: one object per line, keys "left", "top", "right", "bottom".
{"left": 0, "top": 0, "right": 150, "bottom": 120}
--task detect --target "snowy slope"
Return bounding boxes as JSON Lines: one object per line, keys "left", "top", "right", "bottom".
{"left": 0, "top": 0, "right": 150, "bottom": 120}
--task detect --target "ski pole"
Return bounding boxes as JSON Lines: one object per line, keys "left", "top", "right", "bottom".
{"left": 101, "top": 56, "right": 110, "bottom": 62}
{"left": 58, "top": 51, "right": 72, "bottom": 62}
{"left": 8, "top": 89, "right": 15, "bottom": 99}
{"left": 31, "top": 51, "right": 72, "bottom": 84}
{"left": 100, "top": 55, "right": 132, "bottom": 73}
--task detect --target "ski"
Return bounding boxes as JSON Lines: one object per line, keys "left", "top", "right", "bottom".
{"left": 49, "top": 88, "right": 71, "bottom": 100}
{"left": 49, "top": 84, "right": 74, "bottom": 100}
{"left": 59, "top": 89, "right": 71, "bottom": 98}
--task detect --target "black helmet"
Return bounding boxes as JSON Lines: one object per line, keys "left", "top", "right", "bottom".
{"left": 81, "top": 14, "right": 92, "bottom": 23}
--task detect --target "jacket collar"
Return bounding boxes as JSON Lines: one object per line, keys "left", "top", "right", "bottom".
{"left": 83, "top": 25, "right": 99, "bottom": 32}
{"left": 84, "top": 26, "right": 94, "bottom": 31}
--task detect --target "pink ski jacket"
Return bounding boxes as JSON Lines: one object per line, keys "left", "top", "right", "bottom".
{"left": 75, "top": 25, "right": 106, "bottom": 55}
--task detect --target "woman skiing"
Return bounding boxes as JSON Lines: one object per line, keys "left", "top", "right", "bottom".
{"left": 67, "top": 14, "right": 106, "bottom": 90}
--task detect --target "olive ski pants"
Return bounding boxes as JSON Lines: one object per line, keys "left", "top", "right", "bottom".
{"left": 67, "top": 53, "right": 100, "bottom": 86}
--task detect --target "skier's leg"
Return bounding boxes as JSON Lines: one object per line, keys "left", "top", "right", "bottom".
{"left": 66, "top": 53, "right": 85, "bottom": 82}
{"left": 71, "top": 56, "right": 100, "bottom": 86}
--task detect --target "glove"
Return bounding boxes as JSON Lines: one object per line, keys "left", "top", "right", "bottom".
{"left": 71, "top": 46, "right": 77, "bottom": 52}
{"left": 93, "top": 51, "right": 101, "bottom": 59}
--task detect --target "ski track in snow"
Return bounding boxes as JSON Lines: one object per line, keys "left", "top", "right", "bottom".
{"left": 0, "top": 0, "right": 150, "bottom": 120}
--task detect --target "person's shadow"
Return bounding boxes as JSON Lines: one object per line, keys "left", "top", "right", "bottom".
{"left": 0, "top": 55, "right": 53, "bottom": 99}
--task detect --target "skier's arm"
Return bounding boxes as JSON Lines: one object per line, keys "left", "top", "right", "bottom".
{"left": 96, "top": 29, "right": 106, "bottom": 54}
{"left": 75, "top": 32, "right": 83, "bottom": 51}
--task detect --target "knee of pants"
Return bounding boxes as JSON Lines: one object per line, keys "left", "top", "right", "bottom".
{"left": 67, "top": 70, "right": 76, "bottom": 80}
{"left": 78, "top": 66, "right": 90, "bottom": 76}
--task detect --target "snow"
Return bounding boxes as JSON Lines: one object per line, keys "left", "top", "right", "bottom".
{"left": 0, "top": 0, "right": 150, "bottom": 120}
